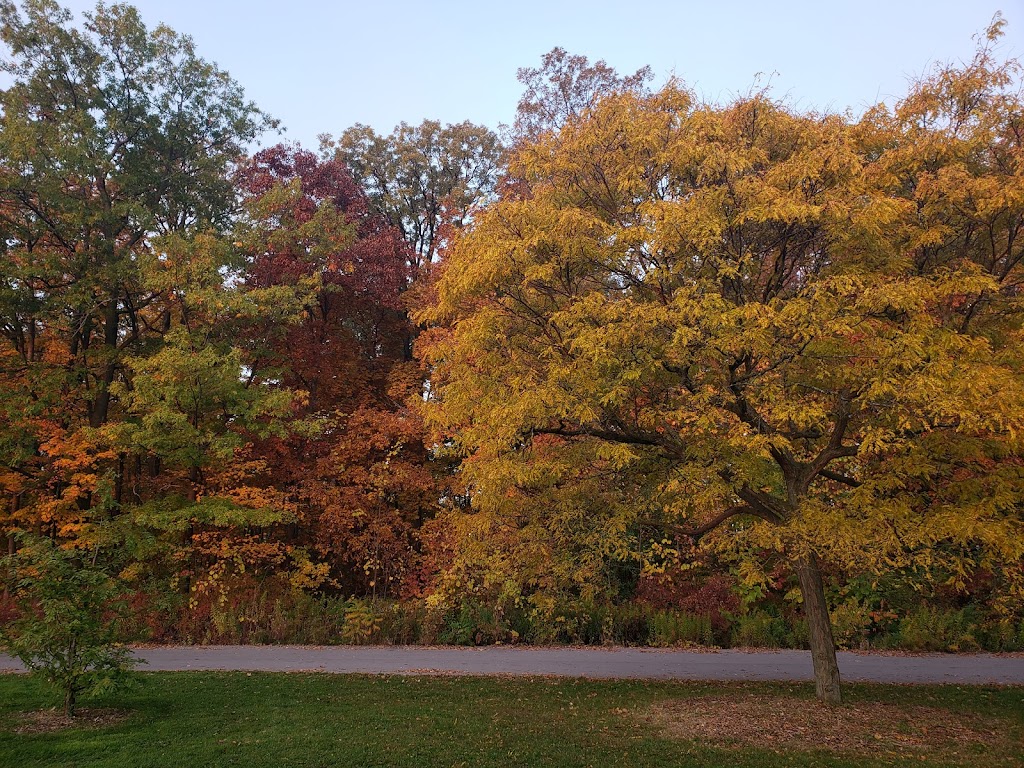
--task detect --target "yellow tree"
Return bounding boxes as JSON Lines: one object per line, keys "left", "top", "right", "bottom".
{"left": 419, "top": 37, "right": 1024, "bottom": 704}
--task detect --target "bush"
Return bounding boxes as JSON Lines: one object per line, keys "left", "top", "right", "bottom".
{"left": 435, "top": 600, "right": 519, "bottom": 645}
{"left": 608, "top": 604, "right": 650, "bottom": 645}
{"left": 894, "top": 606, "right": 981, "bottom": 652}
{"left": 977, "top": 618, "right": 1024, "bottom": 652}
{"left": 378, "top": 601, "right": 426, "bottom": 644}
{"left": 341, "top": 599, "right": 383, "bottom": 644}
{"left": 789, "top": 617, "right": 810, "bottom": 649}
{"left": 648, "top": 611, "right": 715, "bottom": 647}
{"left": 731, "top": 610, "right": 790, "bottom": 648}
{"left": 637, "top": 570, "right": 739, "bottom": 636}
{"left": 829, "top": 598, "right": 876, "bottom": 650}
{"left": 167, "top": 582, "right": 351, "bottom": 645}
{"left": 1, "top": 538, "right": 137, "bottom": 716}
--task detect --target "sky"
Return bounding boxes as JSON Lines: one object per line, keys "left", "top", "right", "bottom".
{"left": 47, "top": 1, "right": 1024, "bottom": 149}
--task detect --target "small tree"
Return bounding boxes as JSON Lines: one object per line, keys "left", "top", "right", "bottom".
{"left": 1, "top": 537, "right": 136, "bottom": 717}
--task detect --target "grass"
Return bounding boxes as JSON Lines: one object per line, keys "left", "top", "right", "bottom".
{"left": 0, "top": 672, "right": 1021, "bottom": 767}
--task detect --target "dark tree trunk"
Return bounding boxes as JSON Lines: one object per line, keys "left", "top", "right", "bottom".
{"left": 64, "top": 687, "right": 77, "bottom": 718}
{"left": 114, "top": 453, "right": 125, "bottom": 508}
{"left": 3, "top": 524, "right": 14, "bottom": 601}
{"left": 65, "top": 634, "right": 78, "bottom": 717}
{"left": 89, "top": 290, "right": 119, "bottom": 429}
{"left": 795, "top": 552, "right": 842, "bottom": 705}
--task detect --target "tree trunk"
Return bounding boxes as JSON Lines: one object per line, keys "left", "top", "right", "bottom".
{"left": 89, "top": 289, "right": 120, "bottom": 429}
{"left": 3, "top": 528, "right": 14, "bottom": 601}
{"left": 114, "top": 453, "right": 125, "bottom": 508}
{"left": 795, "top": 553, "right": 842, "bottom": 705}
{"left": 65, "top": 634, "right": 78, "bottom": 717}
{"left": 64, "top": 686, "right": 77, "bottom": 718}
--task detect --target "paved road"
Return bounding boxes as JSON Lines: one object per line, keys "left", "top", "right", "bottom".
{"left": 2, "top": 646, "right": 1022, "bottom": 684}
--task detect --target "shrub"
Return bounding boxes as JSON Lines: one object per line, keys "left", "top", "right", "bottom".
{"left": 434, "top": 600, "right": 519, "bottom": 645}
{"left": 894, "top": 606, "right": 981, "bottom": 652}
{"left": 1, "top": 538, "right": 136, "bottom": 716}
{"left": 829, "top": 598, "right": 875, "bottom": 650}
{"left": 341, "top": 599, "right": 383, "bottom": 644}
{"left": 637, "top": 570, "right": 739, "bottom": 635}
{"left": 978, "top": 618, "right": 1024, "bottom": 652}
{"left": 731, "top": 610, "right": 790, "bottom": 648}
{"left": 378, "top": 601, "right": 426, "bottom": 644}
{"left": 608, "top": 603, "right": 650, "bottom": 645}
{"left": 648, "top": 611, "right": 715, "bottom": 647}
{"left": 790, "top": 618, "right": 810, "bottom": 649}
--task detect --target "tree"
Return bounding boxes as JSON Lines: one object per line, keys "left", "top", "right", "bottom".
{"left": 236, "top": 145, "right": 437, "bottom": 596}
{"left": 111, "top": 233, "right": 306, "bottom": 500}
{"left": 1, "top": 536, "right": 135, "bottom": 716}
{"left": 418, "top": 37, "right": 1024, "bottom": 705}
{"left": 0, "top": 0, "right": 272, "bottom": 544}
{"left": 333, "top": 120, "right": 503, "bottom": 277}
{"left": 512, "top": 47, "right": 652, "bottom": 142}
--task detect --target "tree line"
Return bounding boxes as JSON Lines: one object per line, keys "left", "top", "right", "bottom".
{"left": 1, "top": 1, "right": 1022, "bottom": 706}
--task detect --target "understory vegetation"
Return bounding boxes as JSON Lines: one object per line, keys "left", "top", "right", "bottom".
{"left": 83, "top": 571, "right": 1024, "bottom": 652}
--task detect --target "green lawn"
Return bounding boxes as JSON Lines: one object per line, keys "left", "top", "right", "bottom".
{"left": 1, "top": 673, "right": 1021, "bottom": 768}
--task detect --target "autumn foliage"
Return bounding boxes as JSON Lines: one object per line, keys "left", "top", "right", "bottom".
{"left": 235, "top": 145, "right": 435, "bottom": 597}
{"left": 418, "top": 23, "right": 1024, "bottom": 701}
{"left": 1, "top": 1, "right": 1023, "bottom": 707}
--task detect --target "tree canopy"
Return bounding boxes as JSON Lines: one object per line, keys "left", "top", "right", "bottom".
{"left": 0, "top": 0, "right": 274, "bottom": 542}
{"left": 333, "top": 120, "right": 503, "bottom": 277}
{"left": 418, "top": 25, "right": 1024, "bottom": 702}
{"left": 1, "top": 1, "right": 1023, "bottom": 712}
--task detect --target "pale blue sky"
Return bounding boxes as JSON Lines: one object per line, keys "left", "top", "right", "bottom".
{"left": 52, "top": 1, "right": 1024, "bottom": 148}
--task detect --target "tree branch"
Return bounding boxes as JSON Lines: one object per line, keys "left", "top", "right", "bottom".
{"left": 533, "top": 422, "right": 664, "bottom": 449}
{"left": 681, "top": 504, "right": 759, "bottom": 539}
{"left": 817, "top": 468, "right": 862, "bottom": 487}
{"left": 640, "top": 504, "right": 760, "bottom": 542}
{"left": 734, "top": 485, "right": 788, "bottom": 524}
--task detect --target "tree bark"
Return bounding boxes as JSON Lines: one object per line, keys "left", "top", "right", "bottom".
{"left": 89, "top": 289, "right": 119, "bottom": 429}
{"left": 64, "top": 687, "right": 77, "bottom": 718}
{"left": 65, "top": 634, "right": 78, "bottom": 717}
{"left": 795, "top": 552, "right": 842, "bottom": 705}
{"left": 3, "top": 527, "right": 14, "bottom": 602}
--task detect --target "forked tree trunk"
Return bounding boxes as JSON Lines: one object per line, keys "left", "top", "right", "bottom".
{"left": 795, "top": 553, "right": 842, "bottom": 705}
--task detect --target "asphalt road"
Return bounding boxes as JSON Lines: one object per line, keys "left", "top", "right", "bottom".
{"left": 2, "top": 646, "right": 1022, "bottom": 684}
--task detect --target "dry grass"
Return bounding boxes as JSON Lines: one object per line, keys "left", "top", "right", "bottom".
{"left": 639, "top": 692, "right": 1019, "bottom": 758}
{"left": 11, "top": 707, "right": 130, "bottom": 735}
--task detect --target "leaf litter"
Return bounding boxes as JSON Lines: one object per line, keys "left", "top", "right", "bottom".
{"left": 636, "top": 693, "right": 1020, "bottom": 759}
